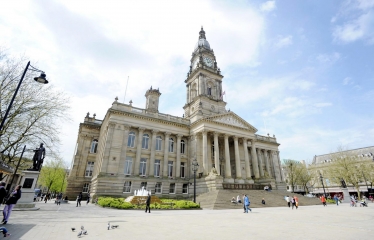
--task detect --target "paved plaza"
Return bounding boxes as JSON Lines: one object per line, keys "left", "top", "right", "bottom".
{"left": 2, "top": 200, "right": 372, "bottom": 239}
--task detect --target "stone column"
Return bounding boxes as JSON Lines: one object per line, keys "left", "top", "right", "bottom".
{"left": 250, "top": 140, "right": 260, "bottom": 179}
{"left": 101, "top": 122, "right": 116, "bottom": 173}
{"left": 176, "top": 134, "right": 182, "bottom": 178}
{"left": 213, "top": 132, "right": 220, "bottom": 175}
{"left": 242, "top": 138, "right": 251, "bottom": 179}
{"left": 202, "top": 130, "right": 208, "bottom": 175}
{"left": 264, "top": 150, "right": 271, "bottom": 177}
{"left": 149, "top": 130, "right": 158, "bottom": 177}
{"left": 234, "top": 136, "right": 241, "bottom": 179}
{"left": 277, "top": 151, "right": 283, "bottom": 181}
{"left": 224, "top": 134, "right": 231, "bottom": 178}
{"left": 117, "top": 125, "right": 130, "bottom": 174}
{"left": 257, "top": 148, "right": 264, "bottom": 177}
{"left": 162, "top": 132, "right": 171, "bottom": 177}
{"left": 272, "top": 150, "right": 282, "bottom": 182}
{"left": 134, "top": 127, "right": 145, "bottom": 175}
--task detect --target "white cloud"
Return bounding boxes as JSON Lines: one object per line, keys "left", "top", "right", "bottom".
{"left": 343, "top": 77, "right": 353, "bottom": 85}
{"left": 260, "top": 1, "right": 276, "bottom": 12}
{"left": 275, "top": 35, "right": 293, "bottom": 48}
{"left": 332, "top": 1, "right": 374, "bottom": 44}
{"left": 313, "top": 102, "right": 332, "bottom": 108}
{"left": 316, "top": 52, "right": 341, "bottom": 63}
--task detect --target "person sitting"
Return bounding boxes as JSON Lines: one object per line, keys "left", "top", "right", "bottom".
{"left": 231, "top": 197, "right": 237, "bottom": 204}
{"left": 264, "top": 186, "right": 269, "bottom": 191}
{"left": 261, "top": 198, "right": 266, "bottom": 205}
{"left": 236, "top": 195, "right": 242, "bottom": 204}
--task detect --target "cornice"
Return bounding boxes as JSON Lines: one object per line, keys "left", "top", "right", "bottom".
{"left": 108, "top": 109, "right": 190, "bottom": 129}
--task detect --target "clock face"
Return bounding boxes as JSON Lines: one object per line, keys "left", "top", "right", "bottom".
{"left": 203, "top": 57, "right": 213, "bottom": 67}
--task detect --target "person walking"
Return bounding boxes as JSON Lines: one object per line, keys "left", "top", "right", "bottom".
{"left": 320, "top": 195, "right": 326, "bottom": 206}
{"left": 334, "top": 195, "right": 339, "bottom": 206}
{"left": 86, "top": 193, "right": 90, "bottom": 205}
{"left": 145, "top": 194, "right": 151, "bottom": 213}
{"left": 294, "top": 195, "right": 299, "bottom": 209}
{"left": 286, "top": 196, "right": 290, "bottom": 208}
{"left": 76, "top": 192, "right": 82, "bottom": 207}
{"left": 2, "top": 185, "right": 22, "bottom": 224}
{"left": 244, "top": 194, "right": 252, "bottom": 213}
{"left": 0, "top": 182, "right": 7, "bottom": 205}
{"left": 291, "top": 197, "right": 296, "bottom": 210}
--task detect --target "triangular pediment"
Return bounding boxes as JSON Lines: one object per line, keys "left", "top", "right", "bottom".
{"left": 204, "top": 112, "right": 258, "bottom": 132}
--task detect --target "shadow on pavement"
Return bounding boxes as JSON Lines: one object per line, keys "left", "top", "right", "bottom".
{"left": 3, "top": 223, "right": 35, "bottom": 239}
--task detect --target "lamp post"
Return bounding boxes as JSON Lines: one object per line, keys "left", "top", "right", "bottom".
{"left": 0, "top": 61, "right": 48, "bottom": 133}
{"left": 7, "top": 145, "right": 26, "bottom": 193}
{"left": 362, "top": 171, "right": 369, "bottom": 196}
{"left": 319, "top": 172, "right": 327, "bottom": 198}
{"left": 192, "top": 158, "right": 199, "bottom": 203}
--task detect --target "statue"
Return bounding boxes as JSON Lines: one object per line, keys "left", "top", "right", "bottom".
{"left": 208, "top": 167, "right": 219, "bottom": 176}
{"left": 32, "top": 143, "right": 46, "bottom": 171}
{"left": 340, "top": 179, "right": 347, "bottom": 188}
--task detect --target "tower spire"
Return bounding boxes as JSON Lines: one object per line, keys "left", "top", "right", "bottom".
{"left": 199, "top": 26, "right": 206, "bottom": 40}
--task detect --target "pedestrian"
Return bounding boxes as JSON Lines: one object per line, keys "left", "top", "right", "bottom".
{"left": 56, "top": 192, "right": 62, "bottom": 205}
{"left": 286, "top": 196, "right": 290, "bottom": 208}
{"left": 243, "top": 194, "right": 252, "bottom": 213}
{"left": 86, "top": 193, "right": 90, "bottom": 205}
{"left": 294, "top": 195, "right": 299, "bottom": 209}
{"left": 76, "top": 192, "right": 82, "bottom": 207}
{"left": 320, "top": 195, "right": 326, "bottom": 207}
{"left": 0, "top": 182, "right": 6, "bottom": 205}
{"left": 334, "top": 195, "right": 339, "bottom": 206}
{"left": 242, "top": 194, "right": 246, "bottom": 213}
{"left": 145, "top": 193, "right": 151, "bottom": 213}
{"left": 261, "top": 198, "right": 265, "bottom": 205}
{"left": 44, "top": 193, "right": 50, "bottom": 203}
{"left": 291, "top": 197, "right": 296, "bottom": 209}
{"left": 0, "top": 227, "right": 10, "bottom": 237}
{"left": 2, "top": 185, "right": 22, "bottom": 224}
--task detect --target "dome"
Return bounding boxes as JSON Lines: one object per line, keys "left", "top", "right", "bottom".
{"left": 194, "top": 27, "right": 211, "bottom": 50}
{"left": 195, "top": 38, "right": 210, "bottom": 50}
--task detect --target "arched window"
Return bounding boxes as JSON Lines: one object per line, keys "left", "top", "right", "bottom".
{"left": 142, "top": 134, "right": 149, "bottom": 149}
{"left": 90, "top": 139, "right": 98, "bottom": 153}
{"left": 180, "top": 140, "right": 185, "bottom": 154}
{"left": 128, "top": 132, "right": 135, "bottom": 147}
{"left": 207, "top": 82, "right": 212, "bottom": 96}
{"left": 156, "top": 136, "right": 162, "bottom": 151}
{"left": 169, "top": 138, "right": 174, "bottom": 152}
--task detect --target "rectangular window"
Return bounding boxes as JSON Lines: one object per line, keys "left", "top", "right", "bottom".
{"left": 169, "top": 138, "right": 174, "bottom": 152}
{"left": 83, "top": 183, "right": 89, "bottom": 193}
{"left": 181, "top": 140, "right": 185, "bottom": 154}
{"left": 139, "top": 158, "right": 147, "bottom": 176}
{"left": 124, "top": 157, "right": 133, "bottom": 175}
{"left": 127, "top": 132, "right": 135, "bottom": 147}
{"left": 155, "top": 182, "right": 162, "bottom": 194}
{"left": 182, "top": 184, "right": 188, "bottom": 194}
{"left": 85, "top": 161, "right": 94, "bottom": 177}
{"left": 169, "top": 183, "right": 175, "bottom": 194}
{"left": 123, "top": 181, "right": 132, "bottom": 193}
{"left": 142, "top": 134, "right": 149, "bottom": 149}
{"left": 168, "top": 161, "right": 173, "bottom": 177}
{"left": 154, "top": 159, "right": 161, "bottom": 177}
{"left": 156, "top": 136, "right": 162, "bottom": 151}
{"left": 180, "top": 162, "right": 185, "bottom": 178}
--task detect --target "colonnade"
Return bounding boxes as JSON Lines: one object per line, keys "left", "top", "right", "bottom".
{"left": 196, "top": 131, "right": 282, "bottom": 182}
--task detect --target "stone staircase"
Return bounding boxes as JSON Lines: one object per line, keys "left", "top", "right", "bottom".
{"left": 196, "top": 190, "right": 320, "bottom": 210}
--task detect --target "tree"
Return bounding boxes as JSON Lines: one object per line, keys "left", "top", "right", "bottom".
{"left": 296, "top": 164, "right": 315, "bottom": 194}
{"left": 0, "top": 50, "right": 70, "bottom": 168}
{"left": 325, "top": 147, "right": 370, "bottom": 199}
{"left": 283, "top": 160, "right": 301, "bottom": 193}
{"left": 38, "top": 157, "right": 67, "bottom": 194}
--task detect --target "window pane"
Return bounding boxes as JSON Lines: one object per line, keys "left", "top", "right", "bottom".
{"left": 182, "top": 184, "right": 188, "bottom": 194}
{"left": 142, "top": 134, "right": 149, "bottom": 149}
{"left": 140, "top": 158, "right": 147, "bottom": 176}
{"left": 181, "top": 140, "right": 185, "bottom": 154}
{"left": 154, "top": 160, "right": 161, "bottom": 177}
{"left": 169, "top": 183, "right": 175, "bottom": 194}
{"left": 180, "top": 162, "right": 185, "bottom": 178}
{"left": 128, "top": 132, "right": 135, "bottom": 147}
{"left": 125, "top": 157, "right": 132, "bottom": 175}
{"left": 123, "top": 181, "right": 132, "bottom": 193}
{"left": 156, "top": 136, "right": 162, "bottom": 151}
{"left": 168, "top": 161, "right": 173, "bottom": 177}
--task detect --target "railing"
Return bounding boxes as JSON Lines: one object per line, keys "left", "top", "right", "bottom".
{"left": 111, "top": 102, "right": 190, "bottom": 125}
{"left": 255, "top": 134, "right": 277, "bottom": 143}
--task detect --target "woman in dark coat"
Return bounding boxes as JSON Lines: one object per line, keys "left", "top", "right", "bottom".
{"left": 2, "top": 185, "right": 21, "bottom": 224}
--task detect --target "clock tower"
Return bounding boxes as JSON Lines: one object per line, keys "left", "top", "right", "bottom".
{"left": 183, "top": 27, "right": 227, "bottom": 122}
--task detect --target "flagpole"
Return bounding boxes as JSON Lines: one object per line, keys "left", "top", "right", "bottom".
{"left": 123, "top": 76, "right": 129, "bottom": 103}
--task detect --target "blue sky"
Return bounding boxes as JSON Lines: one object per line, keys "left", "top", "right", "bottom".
{"left": 1, "top": 0, "right": 374, "bottom": 164}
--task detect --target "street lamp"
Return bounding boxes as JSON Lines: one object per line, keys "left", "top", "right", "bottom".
{"left": 0, "top": 61, "right": 48, "bottom": 132}
{"left": 319, "top": 172, "right": 327, "bottom": 198}
{"left": 192, "top": 158, "right": 199, "bottom": 203}
{"left": 7, "top": 145, "right": 26, "bottom": 193}
{"left": 362, "top": 171, "right": 369, "bottom": 196}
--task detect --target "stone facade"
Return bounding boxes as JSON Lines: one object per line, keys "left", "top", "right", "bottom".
{"left": 66, "top": 28, "right": 284, "bottom": 200}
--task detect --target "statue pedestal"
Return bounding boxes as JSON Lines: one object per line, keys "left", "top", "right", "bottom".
{"left": 341, "top": 188, "right": 351, "bottom": 203}
{"left": 14, "top": 170, "right": 40, "bottom": 210}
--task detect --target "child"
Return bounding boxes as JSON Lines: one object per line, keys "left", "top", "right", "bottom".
{"left": 0, "top": 227, "right": 11, "bottom": 237}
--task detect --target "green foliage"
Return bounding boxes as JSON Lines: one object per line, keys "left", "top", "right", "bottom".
{"left": 37, "top": 157, "right": 67, "bottom": 193}
{"left": 97, "top": 197, "right": 200, "bottom": 210}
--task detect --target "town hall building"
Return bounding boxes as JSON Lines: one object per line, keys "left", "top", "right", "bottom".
{"left": 66, "top": 28, "right": 285, "bottom": 200}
